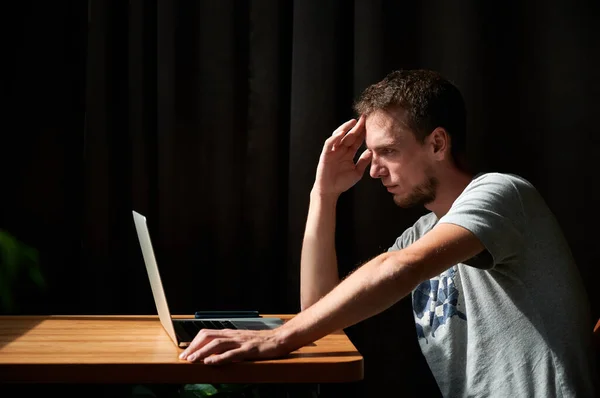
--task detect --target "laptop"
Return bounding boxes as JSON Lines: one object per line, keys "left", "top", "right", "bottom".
{"left": 132, "top": 210, "right": 284, "bottom": 348}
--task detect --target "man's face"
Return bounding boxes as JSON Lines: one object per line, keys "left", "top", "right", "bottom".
{"left": 365, "top": 109, "right": 438, "bottom": 208}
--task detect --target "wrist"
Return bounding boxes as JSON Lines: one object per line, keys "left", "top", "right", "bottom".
{"left": 273, "top": 321, "right": 304, "bottom": 354}
{"left": 310, "top": 187, "right": 340, "bottom": 202}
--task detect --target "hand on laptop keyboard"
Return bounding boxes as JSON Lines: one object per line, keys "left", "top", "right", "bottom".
{"left": 178, "top": 327, "right": 290, "bottom": 365}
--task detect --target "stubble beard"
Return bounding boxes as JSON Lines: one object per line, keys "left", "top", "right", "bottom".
{"left": 393, "top": 175, "right": 439, "bottom": 208}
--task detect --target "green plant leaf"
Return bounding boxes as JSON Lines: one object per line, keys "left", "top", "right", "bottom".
{"left": 216, "top": 384, "right": 251, "bottom": 393}
{"left": 22, "top": 246, "right": 39, "bottom": 265}
{"left": 0, "top": 231, "right": 19, "bottom": 280}
{"left": 28, "top": 266, "right": 45, "bottom": 288}
{"left": 131, "top": 384, "right": 158, "bottom": 397}
{"left": 182, "top": 384, "right": 219, "bottom": 397}
{"left": 0, "top": 280, "right": 15, "bottom": 313}
{"left": 0, "top": 230, "right": 43, "bottom": 313}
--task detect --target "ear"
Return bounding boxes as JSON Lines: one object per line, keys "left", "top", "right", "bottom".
{"left": 428, "top": 127, "right": 450, "bottom": 160}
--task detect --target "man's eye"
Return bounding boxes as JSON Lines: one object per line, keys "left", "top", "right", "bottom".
{"left": 382, "top": 148, "right": 395, "bottom": 155}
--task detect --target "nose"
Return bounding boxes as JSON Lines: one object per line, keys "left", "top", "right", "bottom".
{"left": 369, "top": 157, "right": 387, "bottom": 179}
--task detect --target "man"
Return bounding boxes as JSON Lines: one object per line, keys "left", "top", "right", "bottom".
{"left": 180, "top": 70, "right": 596, "bottom": 397}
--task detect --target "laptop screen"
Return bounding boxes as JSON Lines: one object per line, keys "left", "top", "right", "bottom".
{"left": 132, "top": 210, "right": 179, "bottom": 346}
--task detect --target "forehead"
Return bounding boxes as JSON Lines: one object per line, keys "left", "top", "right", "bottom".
{"left": 364, "top": 110, "right": 414, "bottom": 149}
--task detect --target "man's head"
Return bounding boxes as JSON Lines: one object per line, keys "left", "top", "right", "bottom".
{"left": 353, "top": 69, "right": 468, "bottom": 208}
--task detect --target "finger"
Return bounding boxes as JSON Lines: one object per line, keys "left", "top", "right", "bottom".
{"left": 355, "top": 149, "right": 373, "bottom": 175}
{"left": 339, "top": 115, "right": 365, "bottom": 148}
{"left": 349, "top": 118, "right": 367, "bottom": 152}
{"left": 333, "top": 118, "right": 362, "bottom": 151}
{"left": 332, "top": 118, "right": 357, "bottom": 136}
{"left": 187, "top": 338, "right": 239, "bottom": 363}
{"left": 204, "top": 347, "right": 248, "bottom": 365}
{"left": 340, "top": 121, "right": 367, "bottom": 161}
{"left": 179, "top": 329, "right": 223, "bottom": 359}
{"left": 325, "top": 119, "right": 357, "bottom": 152}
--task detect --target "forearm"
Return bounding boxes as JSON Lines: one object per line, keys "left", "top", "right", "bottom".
{"left": 300, "top": 189, "right": 341, "bottom": 310}
{"left": 284, "top": 250, "right": 420, "bottom": 351}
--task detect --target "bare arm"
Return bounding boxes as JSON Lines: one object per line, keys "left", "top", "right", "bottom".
{"left": 179, "top": 222, "right": 485, "bottom": 364}
{"left": 300, "top": 191, "right": 339, "bottom": 310}
{"left": 300, "top": 116, "right": 372, "bottom": 310}
{"left": 282, "top": 223, "right": 485, "bottom": 350}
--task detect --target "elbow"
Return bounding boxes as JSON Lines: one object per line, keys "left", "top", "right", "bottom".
{"left": 299, "top": 292, "right": 315, "bottom": 312}
{"left": 300, "top": 298, "right": 313, "bottom": 312}
{"left": 300, "top": 279, "right": 339, "bottom": 312}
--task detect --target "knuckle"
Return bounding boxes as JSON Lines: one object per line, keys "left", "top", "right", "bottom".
{"left": 197, "top": 330, "right": 208, "bottom": 338}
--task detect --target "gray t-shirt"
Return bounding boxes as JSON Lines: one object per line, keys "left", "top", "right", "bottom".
{"left": 388, "top": 172, "right": 596, "bottom": 397}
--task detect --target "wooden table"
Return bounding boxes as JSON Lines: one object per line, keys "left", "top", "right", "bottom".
{"left": 0, "top": 315, "right": 363, "bottom": 384}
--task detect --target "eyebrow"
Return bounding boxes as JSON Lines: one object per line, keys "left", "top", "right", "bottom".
{"left": 368, "top": 139, "right": 402, "bottom": 152}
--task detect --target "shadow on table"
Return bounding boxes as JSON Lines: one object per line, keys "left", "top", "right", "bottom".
{"left": 0, "top": 317, "right": 43, "bottom": 351}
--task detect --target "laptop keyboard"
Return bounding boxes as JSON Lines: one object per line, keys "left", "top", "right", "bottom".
{"left": 178, "top": 320, "right": 237, "bottom": 338}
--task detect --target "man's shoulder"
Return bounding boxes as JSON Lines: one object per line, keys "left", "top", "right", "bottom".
{"left": 458, "top": 172, "right": 538, "bottom": 203}
{"left": 388, "top": 212, "right": 438, "bottom": 252}
{"left": 413, "top": 212, "right": 438, "bottom": 231}
{"left": 470, "top": 172, "right": 535, "bottom": 191}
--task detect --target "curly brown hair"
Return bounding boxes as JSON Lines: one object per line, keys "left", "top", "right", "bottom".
{"left": 354, "top": 69, "right": 468, "bottom": 170}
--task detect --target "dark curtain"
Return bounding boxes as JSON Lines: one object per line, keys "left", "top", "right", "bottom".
{"left": 2, "top": 1, "right": 599, "bottom": 396}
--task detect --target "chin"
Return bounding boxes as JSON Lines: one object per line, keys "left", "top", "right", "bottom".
{"left": 393, "top": 196, "right": 418, "bottom": 208}
{"left": 393, "top": 194, "right": 434, "bottom": 209}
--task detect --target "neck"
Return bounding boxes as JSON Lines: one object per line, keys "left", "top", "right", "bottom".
{"left": 425, "top": 166, "right": 474, "bottom": 219}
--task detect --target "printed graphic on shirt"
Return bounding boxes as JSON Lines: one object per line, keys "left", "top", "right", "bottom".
{"left": 413, "top": 265, "right": 466, "bottom": 342}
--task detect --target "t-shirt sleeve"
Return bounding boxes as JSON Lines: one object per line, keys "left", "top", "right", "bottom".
{"left": 388, "top": 228, "right": 415, "bottom": 252}
{"left": 437, "top": 174, "right": 526, "bottom": 268}
{"left": 388, "top": 213, "right": 438, "bottom": 253}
